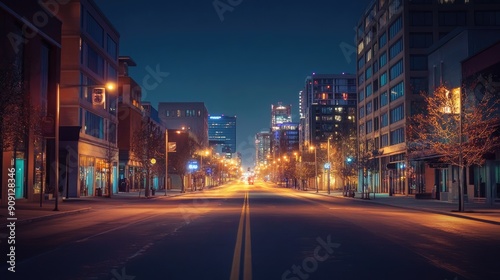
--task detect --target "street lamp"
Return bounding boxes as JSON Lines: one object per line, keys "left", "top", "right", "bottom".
{"left": 150, "top": 158, "right": 156, "bottom": 196}
{"left": 278, "top": 158, "right": 282, "bottom": 185}
{"left": 327, "top": 136, "right": 332, "bottom": 195}
{"left": 165, "top": 129, "right": 168, "bottom": 196}
{"left": 444, "top": 88, "right": 464, "bottom": 212}
{"left": 197, "top": 150, "right": 209, "bottom": 190}
{"left": 310, "top": 146, "right": 318, "bottom": 193}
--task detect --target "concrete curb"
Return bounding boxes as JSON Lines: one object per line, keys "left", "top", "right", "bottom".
{"left": 310, "top": 191, "right": 500, "bottom": 226}
{"left": 1, "top": 207, "right": 93, "bottom": 227}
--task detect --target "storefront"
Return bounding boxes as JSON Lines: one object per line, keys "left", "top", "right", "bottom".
{"left": 79, "top": 154, "right": 117, "bottom": 197}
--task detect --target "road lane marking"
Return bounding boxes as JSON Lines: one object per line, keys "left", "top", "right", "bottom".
{"left": 244, "top": 192, "right": 252, "bottom": 280}
{"left": 230, "top": 193, "right": 246, "bottom": 280}
{"left": 230, "top": 192, "right": 252, "bottom": 280}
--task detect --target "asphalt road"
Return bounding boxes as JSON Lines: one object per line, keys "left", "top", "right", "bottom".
{"left": 2, "top": 180, "right": 500, "bottom": 280}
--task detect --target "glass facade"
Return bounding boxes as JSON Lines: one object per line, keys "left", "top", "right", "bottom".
{"left": 208, "top": 115, "right": 237, "bottom": 153}
{"left": 356, "top": 0, "right": 500, "bottom": 197}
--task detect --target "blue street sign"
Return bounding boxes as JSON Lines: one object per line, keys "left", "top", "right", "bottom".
{"left": 188, "top": 160, "right": 199, "bottom": 171}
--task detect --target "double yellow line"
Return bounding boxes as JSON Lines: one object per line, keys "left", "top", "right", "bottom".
{"left": 230, "top": 192, "right": 252, "bottom": 280}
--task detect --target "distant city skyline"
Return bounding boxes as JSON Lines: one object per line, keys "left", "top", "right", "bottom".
{"left": 95, "top": 0, "right": 372, "bottom": 166}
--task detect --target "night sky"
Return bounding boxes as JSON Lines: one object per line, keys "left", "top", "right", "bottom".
{"left": 95, "top": 0, "right": 372, "bottom": 166}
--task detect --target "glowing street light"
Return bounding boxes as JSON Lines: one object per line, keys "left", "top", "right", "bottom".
{"left": 310, "top": 146, "right": 318, "bottom": 193}
{"left": 327, "top": 136, "right": 332, "bottom": 195}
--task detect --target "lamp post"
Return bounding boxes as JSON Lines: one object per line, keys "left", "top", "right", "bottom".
{"left": 327, "top": 137, "right": 332, "bottom": 195}
{"left": 165, "top": 129, "right": 168, "bottom": 196}
{"left": 444, "top": 88, "right": 464, "bottom": 212}
{"left": 150, "top": 157, "right": 156, "bottom": 195}
{"left": 310, "top": 146, "right": 318, "bottom": 193}
{"left": 196, "top": 150, "right": 209, "bottom": 190}
{"left": 278, "top": 158, "right": 282, "bottom": 186}
{"left": 54, "top": 84, "right": 60, "bottom": 211}
{"left": 458, "top": 104, "right": 464, "bottom": 212}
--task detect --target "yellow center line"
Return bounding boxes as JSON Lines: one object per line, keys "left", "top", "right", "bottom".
{"left": 243, "top": 192, "right": 252, "bottom": 280}
{"left": 230, "top": 192, "right": 252, "bottom": 280}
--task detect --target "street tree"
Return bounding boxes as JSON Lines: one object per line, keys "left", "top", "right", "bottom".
{"left": 1, "top": 68, "right": 43, "bottom": 152}
{"left": 282, "top": 156, "right": 296, "bottom": 187}
{"left": 1, "top": 68, "right": 45, "bottom": 195}
{"left": 130, "top": 117, "right": 164, "bottom": 197}
{"left": 295, "top": 161, "right": 315, "bottom": 190}
{"left": 330, "top": 132, "right": 357, "bottom": 195}
{"left": 298, "top": 150, "right": 319, "bottom": 190}
{"left": 408, "top": 81, "right": 500, "bottom": 211}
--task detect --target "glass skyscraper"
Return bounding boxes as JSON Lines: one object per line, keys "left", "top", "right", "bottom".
{"left": 208, "top": 115, "right": 237, "bottom": 154}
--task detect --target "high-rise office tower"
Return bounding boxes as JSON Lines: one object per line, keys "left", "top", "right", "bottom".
{"left": 356, "top": 0, "right": 500, "bottom": 195}
{"left": 208, "top": 114, "right": 237, "bottom": 155}
{"left": 300, "top": 73, "right": 357, "bottom": 149}
{"left": 255, "top": 131, "right": 272, "bottom": 165}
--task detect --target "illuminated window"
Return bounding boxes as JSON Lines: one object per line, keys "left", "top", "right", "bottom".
{"left": 358, "top": 41, "right": 364, "bottom": 54}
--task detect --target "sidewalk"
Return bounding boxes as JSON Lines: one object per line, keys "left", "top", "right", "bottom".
{"left": 296, "top": 187, "right": 500, "bottom": 225}
{"left": 0, "top": 188, "right": 189, "bottom": 226}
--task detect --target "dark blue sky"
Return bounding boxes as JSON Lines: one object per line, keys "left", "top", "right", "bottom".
{"left": 96, "top": 0, "right": 372, "bottom": 165}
